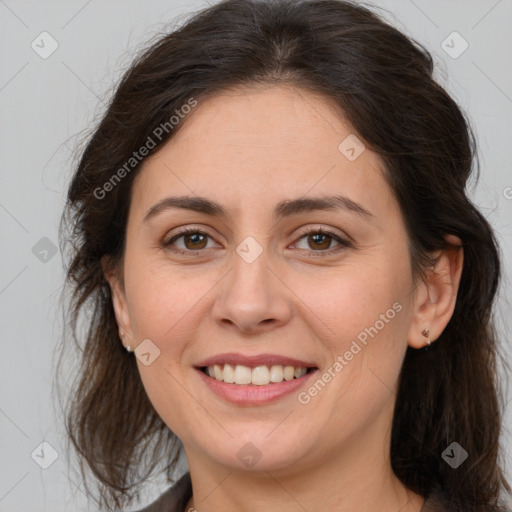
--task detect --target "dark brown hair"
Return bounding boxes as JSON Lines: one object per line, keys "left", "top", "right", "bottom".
{"left": 56, "top": 0, "right": 511, "bottom": 510}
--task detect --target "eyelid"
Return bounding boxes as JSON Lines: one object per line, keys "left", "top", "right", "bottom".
{"left": 164, "top": 225, "right": 221, "bottom": 250}
{"left": 292, "top": 224, "right": 351, "bottom": 243}
{"left": 290, "top": 226, "right": 353, "bottom": 253}
{"left": 163, "top": 224, "right": 353, "bottom": 254}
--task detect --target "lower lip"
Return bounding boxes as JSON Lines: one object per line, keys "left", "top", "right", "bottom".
{"left": 195, "top": 368, "right": 319, "bottom": 406}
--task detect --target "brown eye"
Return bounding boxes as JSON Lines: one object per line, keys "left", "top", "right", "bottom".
{"left": 165, "top": 229, "right": 217, "bottom": 252}
{"left": 182, "top": 232, "right": 208, "bottom": 250}
{"left": 293, "top": 228, "right": 351, "bottom": 253}
{"left": 307, "top": 232, "right": 333, "bottom": 250}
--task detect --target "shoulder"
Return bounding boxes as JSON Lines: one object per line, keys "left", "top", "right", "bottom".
{"left": 132, "top": 472, "right": 192, "bottom": 512}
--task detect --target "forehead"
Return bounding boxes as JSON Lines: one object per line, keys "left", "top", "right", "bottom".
{"left": 130, "top": 85, "right": 396, "bottom": 221}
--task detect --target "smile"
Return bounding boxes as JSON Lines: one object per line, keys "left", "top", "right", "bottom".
{"left": 194, "top": 353, "right": 319, "bottom": 406}
{"left": 201, "top": 364, "right": 313, "bottom": 385}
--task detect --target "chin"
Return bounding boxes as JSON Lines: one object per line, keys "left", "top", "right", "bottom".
{"left": 199, "top": 430, "right": 316, "bottom": 474}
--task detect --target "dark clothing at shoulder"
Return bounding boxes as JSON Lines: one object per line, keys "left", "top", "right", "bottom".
{"left": 134, "top": 473, "right": 452, "bottom": 512}
{"left": 133, "top": 472, "right": 192, "bottom": 512}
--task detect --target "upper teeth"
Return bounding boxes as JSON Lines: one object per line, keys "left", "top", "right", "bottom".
{"left": 206, "top": 364, "right": 309, "bottom": 385}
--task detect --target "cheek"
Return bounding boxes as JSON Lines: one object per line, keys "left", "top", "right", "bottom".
{"left": 123, "top": 249, "right": 209, "bottom": 342}
{"left": 290, "top": 266, "right": 411, "bottom": 433}
{"left": 293, "top": 260, "right": 410, "bottom": 346}
{"left": 290, "top": 260, "right": 412, "bottom": 404}
{"left": 123, "top": 262, "right": 210, "bottom": 437}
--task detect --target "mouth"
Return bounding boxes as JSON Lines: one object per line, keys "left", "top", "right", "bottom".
{"left": 199, "top": 363, "right": 317, "bottom": 385}
{"left": 193, "top": 354, "right": 319, "bottom": 406}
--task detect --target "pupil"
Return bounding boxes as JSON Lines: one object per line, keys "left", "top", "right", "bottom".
{"left": 310, "top": 233, "right": 330, "bottom": 250}
{"left": 186, "top": 233, "right": 206, "bottom": 249}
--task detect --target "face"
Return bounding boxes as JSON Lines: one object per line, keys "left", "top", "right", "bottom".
{"left": 108, "top": 85, "right": 421, "bottom": 476}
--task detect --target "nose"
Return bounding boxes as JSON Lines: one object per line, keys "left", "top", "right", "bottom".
{"left": 211, "top": 248, "right": 292, "bottom": 334}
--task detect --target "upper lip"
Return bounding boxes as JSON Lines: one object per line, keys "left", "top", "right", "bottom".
{"left": 195, "top": 353, "right": 318, "bottom": 368}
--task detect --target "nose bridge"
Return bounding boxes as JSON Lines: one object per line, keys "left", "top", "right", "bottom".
{"left": 213, "top": 235, "right": 291, "bottom": 331}
{"left": 228, "top": 240, "right": 273, "bottom": 307}
{"left": 235, "top": 241, "right": 268, "bottom": 284}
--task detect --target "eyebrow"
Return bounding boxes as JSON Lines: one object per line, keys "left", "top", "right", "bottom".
{"left": 143, "top": 194, "right": 374, "bottom": 223}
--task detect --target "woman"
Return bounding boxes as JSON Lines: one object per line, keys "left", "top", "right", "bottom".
{"left": 57, "top": 0, "right": 511, "bottom": 511}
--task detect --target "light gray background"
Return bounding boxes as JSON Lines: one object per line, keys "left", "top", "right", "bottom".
{"left": 1, "top": 0, "right": 511, "bottom": 511}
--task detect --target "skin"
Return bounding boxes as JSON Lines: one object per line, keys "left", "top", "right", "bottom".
{"left": 104, "top": 85, "right": 463, "bottom": 512}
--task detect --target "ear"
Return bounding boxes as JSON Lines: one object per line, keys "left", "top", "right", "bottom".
{"left": 101, "top": 255, "right": 133, "bottom": 341}
{"left": 407, "top": 234, "right": 464, "bottom": 348}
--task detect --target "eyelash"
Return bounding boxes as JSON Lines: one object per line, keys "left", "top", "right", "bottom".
{"left": 163, "top": 226, "right": 353, "bottom": 256}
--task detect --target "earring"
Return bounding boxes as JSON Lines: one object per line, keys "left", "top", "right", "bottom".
{"left": 120, "top": 331, "right": 133, "bottom": 352}
{"left": 421, "top": 328, "right": 431, "bottom": 346}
